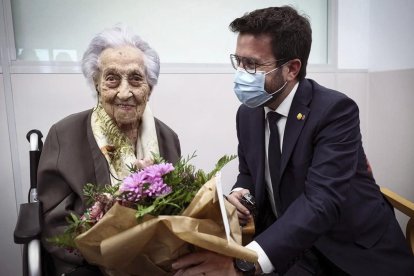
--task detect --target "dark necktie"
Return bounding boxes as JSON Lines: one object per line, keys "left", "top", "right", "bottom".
{"left": 267, "top": 112, "right": 282, "bottom": 215}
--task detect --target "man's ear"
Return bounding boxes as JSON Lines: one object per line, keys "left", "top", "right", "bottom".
{"left": 285, "top": 59, "right": 301, "bottom": 81}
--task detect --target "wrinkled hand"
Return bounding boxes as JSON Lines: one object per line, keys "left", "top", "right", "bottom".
{"left": 226, "top": 189, "right": 252, "bottom": 226}
{"left": 172, "top": 251, "right": 241, "bottom": 276}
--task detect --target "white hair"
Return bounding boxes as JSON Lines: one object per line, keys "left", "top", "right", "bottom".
{"left": 81, "top": 24, "right": 160, "bottom": 92}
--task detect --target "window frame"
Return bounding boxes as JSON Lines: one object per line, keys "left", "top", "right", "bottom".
{"left": 3, "top": 0, "right": 338, "bottom": 74}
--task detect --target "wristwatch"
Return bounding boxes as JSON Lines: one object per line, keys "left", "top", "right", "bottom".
{"left": 234, "top": 258, "right": 256, "bottom": 276}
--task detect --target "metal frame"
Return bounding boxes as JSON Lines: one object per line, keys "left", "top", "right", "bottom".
{"left": 27, "top": 240, "right": 41, "bottom": 276}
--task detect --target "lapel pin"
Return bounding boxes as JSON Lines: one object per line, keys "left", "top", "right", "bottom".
{"left": 297, "top": 113, "right": 305, "bottom": 121}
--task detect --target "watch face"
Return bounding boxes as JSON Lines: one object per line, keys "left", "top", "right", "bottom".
{"left": 235, "top": 258, "right": 255, "bottom": 272}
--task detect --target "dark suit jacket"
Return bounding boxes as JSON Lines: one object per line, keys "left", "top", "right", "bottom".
{"left": 37, "top": 109, "right": 181, "bottom": 274}
{"left": 234, "top": 79, "right": 414, "bottom": 275}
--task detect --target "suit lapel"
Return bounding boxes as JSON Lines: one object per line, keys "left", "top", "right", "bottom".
{"left": 245, "top": 107, "right": 267, "bottom": 207}
{"left": 280, "top": 80, "right": 312, "bottom": 174}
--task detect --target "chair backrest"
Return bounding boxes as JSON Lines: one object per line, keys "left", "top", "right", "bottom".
{"left": 380, "top": 187, "right": 414, "bottom": 255}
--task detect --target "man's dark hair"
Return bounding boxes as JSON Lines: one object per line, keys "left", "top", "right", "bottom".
{"left": 229, "top": 6, "right": 312, "bottom": 80}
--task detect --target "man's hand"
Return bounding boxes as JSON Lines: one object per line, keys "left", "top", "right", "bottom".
{"left": 172, "top": 251, "right": 241, "bottom": 276}
{"left": 226, "top": 189, "right": 253, "bottom": 226}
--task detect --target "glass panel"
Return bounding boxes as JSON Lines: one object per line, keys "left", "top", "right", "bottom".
{"left": 11, "top": 0, "right": 328, "bottom": 64}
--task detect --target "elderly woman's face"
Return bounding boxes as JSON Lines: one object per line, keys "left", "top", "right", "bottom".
{"left": 95, "top": 46, "right": 150, "bottom": 128}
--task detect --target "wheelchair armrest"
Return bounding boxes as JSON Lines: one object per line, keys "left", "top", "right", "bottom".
{"left": 14, "top": 202, "right": 42, "bottom": 244}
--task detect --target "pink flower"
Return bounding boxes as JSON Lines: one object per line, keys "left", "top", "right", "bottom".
{"left": 89, "top": 201, "right": 104, "bottom": 222}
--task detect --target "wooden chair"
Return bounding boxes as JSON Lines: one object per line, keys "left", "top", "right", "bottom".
{"left": 381, "top": 187, "right": 414, "bottom": 254}
{"left": 241, "top": 188, "right": 414, "bottom": 254}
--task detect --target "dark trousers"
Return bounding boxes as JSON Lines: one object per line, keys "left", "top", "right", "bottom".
{"left": 283, "top": 247, "right": 349, "bottom": 276}
{"left": 256, "top": 204, "right": 349, "bottom": 276}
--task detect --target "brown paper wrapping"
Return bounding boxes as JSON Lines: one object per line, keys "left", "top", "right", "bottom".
{"left": 75, "top": 176, "right": 257, "bottom": 275}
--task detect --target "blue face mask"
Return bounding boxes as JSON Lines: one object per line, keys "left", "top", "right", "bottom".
{"left": 233, "top": 67, "right": 287, "bottom": 108}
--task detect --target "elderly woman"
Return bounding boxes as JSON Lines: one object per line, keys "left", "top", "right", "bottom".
{"left": 37, "top": 25, "right": 180, "bottom": 275}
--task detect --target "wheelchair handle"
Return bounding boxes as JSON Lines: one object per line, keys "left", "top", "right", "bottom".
{"left": 26, "top": 130, "right": 43, "bottom": 151}
{"left": 26, "top": 130, "right": 43, "bottom": 202}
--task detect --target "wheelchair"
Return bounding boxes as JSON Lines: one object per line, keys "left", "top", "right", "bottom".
{"left": 13, "top": 130, "right": 101, "bottom": 276}
{"left": 14, "top": 130, "right": 43, "bottom": 276}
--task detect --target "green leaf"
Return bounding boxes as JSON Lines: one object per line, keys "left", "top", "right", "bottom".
{"left": 136, "top": 204, "right": 156, "bottom": 218}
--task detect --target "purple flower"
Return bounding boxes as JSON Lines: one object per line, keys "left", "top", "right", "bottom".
{"left": 143, "top": 163, "right": 174, "bottom": 179}
{"left": 119, "top": 162, "right": 174, "bottom": 203}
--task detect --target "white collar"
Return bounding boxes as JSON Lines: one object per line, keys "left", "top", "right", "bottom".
{"left": 264, "top": 82, "right": 299, "bottom": 117}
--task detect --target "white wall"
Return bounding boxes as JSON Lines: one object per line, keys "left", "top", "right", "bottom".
{"left": 367, "top": 69, "right": 414, "bottom": 228}
{"left": 337, "top": 0, "right": 370, "bottom": 69}
{"left": 369, "top": 0, "right": 414, "bottom": 71}
{"left": 338, "top": 0, "right": 414, "bottom": 71}
{"left": 364, "top": 0, "right": 414, "bottom": 231}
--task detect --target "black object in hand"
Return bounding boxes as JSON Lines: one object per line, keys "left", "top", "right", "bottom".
{"left": 240, "top": 193, "right": 257, "bottom": 217}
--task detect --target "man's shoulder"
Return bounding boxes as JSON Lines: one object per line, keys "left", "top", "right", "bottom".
{"left": 301, "top": 79, "right": 360, "bottom": 122}
{"left": 237, "top": 104, "right": 262, "bottom": 116}
{"left": 300, "top": 78, "right": 356, "bottom": 113}
{"left": 305, "top": 78, "right": 350, "bottom": 101}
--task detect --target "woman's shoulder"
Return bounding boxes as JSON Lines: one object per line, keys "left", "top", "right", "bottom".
{"left": 48, "top": 109, "right": 93, "bottom": 141}
{"left": 53, "top": 109, "right": 92, "bottom": 129}
{"left": 154, "top": 117, "right": 181, "bottom": 163}
{"left": 154, "top": 117, "right": 178, "bottom": 138}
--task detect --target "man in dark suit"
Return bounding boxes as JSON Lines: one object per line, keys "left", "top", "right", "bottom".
{"left": 172, "top": 6, "right": 414, "bottom": 276}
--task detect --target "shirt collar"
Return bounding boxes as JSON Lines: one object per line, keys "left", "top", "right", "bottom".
{"left": 264, "top": 82, "right": 299, "bottom": 117}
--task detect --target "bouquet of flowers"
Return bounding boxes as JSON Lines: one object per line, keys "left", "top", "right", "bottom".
{"left": 49, "top": 153, "right": 257, "bottom": 275}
